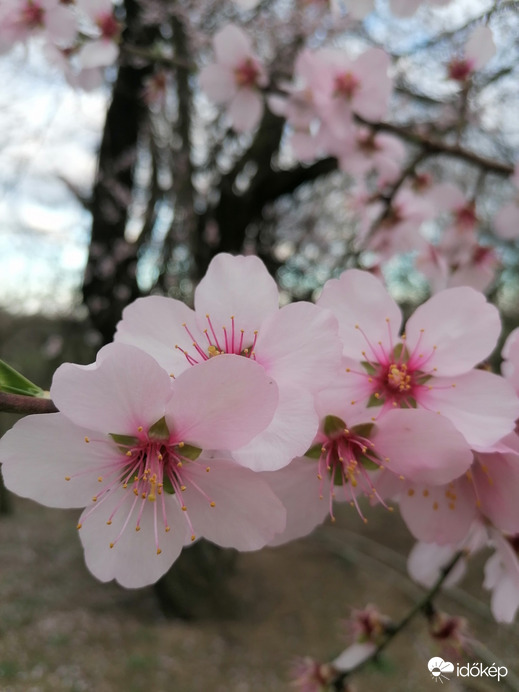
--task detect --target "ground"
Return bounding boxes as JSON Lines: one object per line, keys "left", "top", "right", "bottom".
{"left": 0, "top": 494, "right": 518, "bottom": 692}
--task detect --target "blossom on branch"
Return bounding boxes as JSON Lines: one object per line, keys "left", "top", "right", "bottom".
{"left": 199, "top": 23, "right": 267, "bottom": 132}
{"left": 0, "top": 344, "right": 285, "bottom": 587}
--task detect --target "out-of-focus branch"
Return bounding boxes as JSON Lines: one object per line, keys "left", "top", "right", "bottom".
{"left": 331, "top": 550, "right": 465, "bottom": 691}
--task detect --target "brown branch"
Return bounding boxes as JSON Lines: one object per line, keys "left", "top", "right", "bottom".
{"left": 331, "top": 550, "right": 465, "bottom": 690}
{"left": 0, "top": 392, "right": 58, "bottom": 416}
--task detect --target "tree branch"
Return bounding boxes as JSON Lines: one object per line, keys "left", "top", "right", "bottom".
{"left": 0, "top": 392, "right": 58, "bottom": 416}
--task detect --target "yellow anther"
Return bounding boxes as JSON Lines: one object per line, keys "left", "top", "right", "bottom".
{"left": 158, "top": 453, "right": 163, "bottom": 461}
{"left": 138, "top": 426, "right": 143, "bottom": 432}
{"left": 165, "top": 526, "right": 170, "bottom": 532}
{"left": 106, "top": 520, "right": 112, "bottom": 525}
{"left": 178, "top": 441, "right": 185, "bottom": 448}
{"left": 210, "top": 502, "right": 216, "bottom": 507}
{"left": 170, "top": 373, "right": 175, "bottom": 378}
{"left": 98, "top": 476, "right": 103, "bottom": 482}
{"left": 65, "top": 476, "right": 71, "bottom": 481}
{"left": 126, "top": 451, "right": 132, "bottom": 457}
{"left": 181, "top": 505, "right": 187, "bottom": 511}
{"left": 84, "top": 437, "right": 90, "bottom": 443}
{"left": 317, "top": 474, "right": 322, "bottom": 480}
{"left": 191, "top": 534, "right": 196, "bottom": 541}
{"left": 92, "top": 496, "right": 97, "bottom": 502}
{"left": 180, "top": 485, "right": 186, "bottom": 491}
{"left": 136, "top": 526, "right": 141, "bottom": 532}
{"left": 77, "top": 523, "right": 82, "bottom": 530}
{"left": 433, "top": 502, "right": 439, "bottom": 511}
{"left": 157, "top": 548, "right": 162, "bottom": 555}
{"left": 422, "top": 489, "right": 429, "bottom": 497}
{"left": 109, "top": 542, "right": 114, "bottom": 549}
{"left": 407, "top": 489, "right": 415, "bottom": 496}
{"left": 177, "top": 461, "right": 183, "bottom": 467}
{"left": 206, "top": 466, "right": 211, "bottom": 472}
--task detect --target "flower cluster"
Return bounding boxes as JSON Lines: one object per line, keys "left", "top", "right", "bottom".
{"left": 0, "top": 0, "right": 120, "bottom": 90}
{"left": 1, "top": 253, "right": 519, "bottom": 623}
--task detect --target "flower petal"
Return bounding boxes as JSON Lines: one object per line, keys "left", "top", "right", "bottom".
{"left": 262, "top": 457, "right": 330, "bottom": 546}
{"left": 231, "top": 386, "right": 318, "bottom": 471}
{"left": 374, "top": 409, "right": 473, "bottom": 485}
{"left": 405, "top": 287, "right": 501, "bottom": 376}
{"left": 317, "top": 269, "right": 402, "bottom": 362}
{"left": 182, "top": 458, "right": 286, "bottom": 550}
{"left": 421, "top": 370, "right": 519, "bottom": 449}
{"left": 166, "top": 354, "right": 278, "bottom": 450}
{"left": 0, "top": 413, "right": 108, "bottom": 508}
{"left": 78, "top": 489, "right": 186, "bottom": 587}
{"left": 194, "top": 253, "right": 279, "bottom": 337}
{"left": 255, "top": 301, "right": 342, "bottom": 393}
{"left": 51, "top": 343, "right": 173, "bottom": 434}
{"left": 398, "top": 481, "right": 477, "bottom": 544}
{"left": 115, "top": 295, "right": 196, "bottom": 375}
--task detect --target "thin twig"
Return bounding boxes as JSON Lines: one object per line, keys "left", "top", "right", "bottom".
{"left": 331, "top": 550, "right": 465, "bottom": 690}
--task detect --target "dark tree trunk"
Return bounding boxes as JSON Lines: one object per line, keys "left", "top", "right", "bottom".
{"left": 82, "top": 0, "right": 153, "bottom": 345}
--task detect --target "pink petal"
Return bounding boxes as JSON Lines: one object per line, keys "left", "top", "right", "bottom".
{"left": 199, "top": 64, "right": 237, "bottom": 104}
{"left": 405, "top": 287, "right": 501, "bottom": 376}
{"left": 0, "top": 413, "right": 108, "bottom": 508}
{"left": 51, "top": 344, "right": 173, "bottom": 434}
{"left": 78, "top": 488, "right": 186, "bottom": 587}
{"left": 181, "top": 458, "right": 286, "bottom": 550}
{"left": 465, "top": 26, "right": 495, "bottom": 70}
{"left": 232, "top": 386, "right": 318, "bottom": 471}
{"left": 502, "top": 327, "right": 519, "bottom": 394}
{"left": 213, "top": 24, "right": 253, "bottom": 66}
{"left": 115, "top": 295, "right": 195, "bottom": 375}
{"left": 421, "top": 370, "right": 519, "bottom": 449}
{"left": 255, "top": 301, "right": 342, "bottom": 393}
{"left": 165, "top": 354, "right": 278, "bottom": 450}
{"left": 228, "top": 88, "right": 264, "bottom": 132}
{"left": 494, "top": 203, "right": 519, "bottom": 240}
{"left": 317, "top": 269, "right": 402, "bottom": 362}
{"left": 474, "top": 452, "right": 519, "bottom": 533}
{"left": 262, "top": 457, "right": 330, "bottom": 547}
{"left": 78, "top": 39, "right": 118, "bottom": 69}
{"left": 398, "top": 481, "right": 477, "bottom": 544}
{"left": 374, "top": 409, "right": 472, "bottom": 485}
{"left": 194, "top": 253, "right": 279, "bottom": 337}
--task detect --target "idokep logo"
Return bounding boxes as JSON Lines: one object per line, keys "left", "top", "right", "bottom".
{"left": 427, "top": 657, "right": 509, "bottom": 683}
{"left": 428, "top": 657, "right": 454, "bottom": 683}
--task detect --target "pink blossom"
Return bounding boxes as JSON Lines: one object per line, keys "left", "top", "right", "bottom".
{"left": 264, "top": 387, "right": 472, "bottom": 545}
{"left": 312, "top": 47, "right": 392, "bottom": 139}
{"left": 447, "top": 26, "right": 496, "bottom": 83}
{"left": 0, "top": 344, "right": 285, "bottom": 587}
{"left": 317, "top": 269, "right": 519, "bottom": 449}
{"left": 334, "top": 128, "right": 406, "bottom": 186}
{"left": 199, "top": 24, "right": 267, "bottom": 132}
{"left": 76, "top": 0, "right": 120, "bottom": 69}
{"left": 0, "top": 0, "right": 76, "bottom": 48}
{"left": 115, "top": 253, "right": 342, "bottom": 472}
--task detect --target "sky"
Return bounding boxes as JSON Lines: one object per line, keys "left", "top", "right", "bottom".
{"left": 0, "top": 42, "right": 107, "bottom": 315}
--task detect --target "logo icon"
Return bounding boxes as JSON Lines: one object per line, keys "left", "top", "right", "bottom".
{"left": 428, "top": 657, "right": 454, "bottom": 683}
